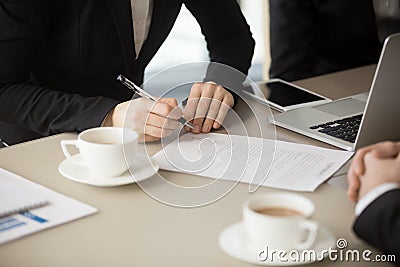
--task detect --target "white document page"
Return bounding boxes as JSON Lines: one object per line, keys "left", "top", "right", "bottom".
{"left": 0, "top": 168, "right": 97, "bottom": 245}
{"left": 0, "top": 176, "right": 48, "bottom": 217}
{"left": 153, "top": 133, "right": 353, "bottom": 192}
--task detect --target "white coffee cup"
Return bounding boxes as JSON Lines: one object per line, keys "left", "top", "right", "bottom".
{"left": 61, "top": 127, "right": 138, "bottom": 178}
{"left": 243, "top": 193, "right": 319, "bottom": 252}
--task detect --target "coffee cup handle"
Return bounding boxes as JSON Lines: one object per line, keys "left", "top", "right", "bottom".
{"left": 61, "top": 140, "right": 84, "bottom": 165}
{"left": 295, "top": 220, "right": 319, "bottom": 250}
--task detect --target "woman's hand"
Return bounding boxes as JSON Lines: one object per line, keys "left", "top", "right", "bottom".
{"left": 184, "top": 82, "right": 234, "bottom": 133}
{"left": 104, "top": 98, "right": 183, "bottom": 142}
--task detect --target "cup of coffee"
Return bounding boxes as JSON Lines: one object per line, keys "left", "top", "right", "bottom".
{"left": 243, "top": 192, "right": 319, "bottom": 252}
{"left": 61, "top": 127, "right": 138, "bottom": 178}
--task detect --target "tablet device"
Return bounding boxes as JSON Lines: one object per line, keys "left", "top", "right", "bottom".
{"left": 243, "top": 79, "right": 331, "bottom": 112}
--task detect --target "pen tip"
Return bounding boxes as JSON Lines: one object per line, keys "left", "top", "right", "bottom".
{"left": 117, "top": 75, "right": 123, "bottom": 82}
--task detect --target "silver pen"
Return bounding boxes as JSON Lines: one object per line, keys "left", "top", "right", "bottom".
{"left": 0, "top": 139, "right": 9, "bottom": 148}
{"left": 117, "top": 75, "right": 194, "bottom": 129}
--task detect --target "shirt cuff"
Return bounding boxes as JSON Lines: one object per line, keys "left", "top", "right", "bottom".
{"left": 355, "top": 183, "right": 400, "bottom": 216}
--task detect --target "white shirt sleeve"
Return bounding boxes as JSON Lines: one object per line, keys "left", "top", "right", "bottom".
{"left": 355, "top": 183, "right": 400, "bottom": 216}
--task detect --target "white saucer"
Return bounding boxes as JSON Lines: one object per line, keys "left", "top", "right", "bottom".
{"left": 58, "top": 153, "right": 159, "bottom": 187}
{"left": 219, "top": 222, "right": 336, "bottom": 266}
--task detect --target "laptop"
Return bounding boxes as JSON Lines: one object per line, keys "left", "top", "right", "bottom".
{"left": 268, "top": 33, "right": 400, "bottom": 151}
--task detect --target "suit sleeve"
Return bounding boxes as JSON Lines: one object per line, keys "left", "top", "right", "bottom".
{"left": 0, "top": 0, "right": 119, "bottom": 137}
{"left": 184, "top": 0, "right": 255, "bottom": 93}
{"left": 353, "top": 189, "right": 400, "bottom": 259}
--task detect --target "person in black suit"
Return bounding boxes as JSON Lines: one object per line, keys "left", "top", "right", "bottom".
{"left": 0, "top": 0, "right": 254, "bottom": 145}
{"left": 268, "top": 0, "right": 383, "bottom": 81}
{"left": 348, "top": 141, "right": 400, "bottom": 262}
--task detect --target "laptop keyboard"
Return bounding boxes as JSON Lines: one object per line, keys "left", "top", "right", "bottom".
{"left": 309, "top": 114, "right": 363, "bottom": 143}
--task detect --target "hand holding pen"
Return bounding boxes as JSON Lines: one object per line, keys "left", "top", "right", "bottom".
{"left": 117, "top": 75, "right": 193, "bottom": 129}
{"left": 104, "top": 74, "right": 234, "bottom": 140}
{"left": 102, "top": 75, "right": 190, "bottom": 142}
{"left": 118, "top": 75, "right": 235, "bottom": 135}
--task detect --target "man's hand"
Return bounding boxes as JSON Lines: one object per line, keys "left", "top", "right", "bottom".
{"left": 184, "top": 82, "right": 234, "bottom": 134}
{"left": 348, "top": 141, "right": 400, "bottom": 201}
{"left": 104, "top": 98, "right": 182, "bottom": 142}
{"left": 356, "top": 152, "right": 400, "bottom": 200}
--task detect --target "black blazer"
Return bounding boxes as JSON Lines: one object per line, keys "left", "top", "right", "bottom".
{"left": 353, "top": 189, "right": 400, "bottom": 263}
{"left": 0, "top": 0, "right": 254, "bottom": 144}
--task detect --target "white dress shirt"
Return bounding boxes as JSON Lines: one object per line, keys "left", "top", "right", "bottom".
{"left": 355, "top": 182, "right": 400, "bottom": 216}
{"left": 131, "top": 0, "right": 154, "bottom": 58}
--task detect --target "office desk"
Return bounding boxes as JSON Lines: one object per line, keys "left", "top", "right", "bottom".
{"left": 0, "top": 65, "right": 389, "bottom": 267}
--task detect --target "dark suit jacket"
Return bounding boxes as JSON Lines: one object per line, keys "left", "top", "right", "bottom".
{"left": 269, "top": 0, "right": 382, "bottom": 81}
{"left": 0, "top": 0, "right": 254, "bottom": 145}
{"left": 353, "top": 189, "right": 400, "bottom": 264}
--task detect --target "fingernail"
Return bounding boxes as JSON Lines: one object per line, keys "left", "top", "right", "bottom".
{"left": 202, "top": 124, "right": 210, "bottom": 133}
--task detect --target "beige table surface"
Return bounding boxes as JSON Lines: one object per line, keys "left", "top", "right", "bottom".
{"left": 0, "top": 65, "right": 389, "bottom": 267}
